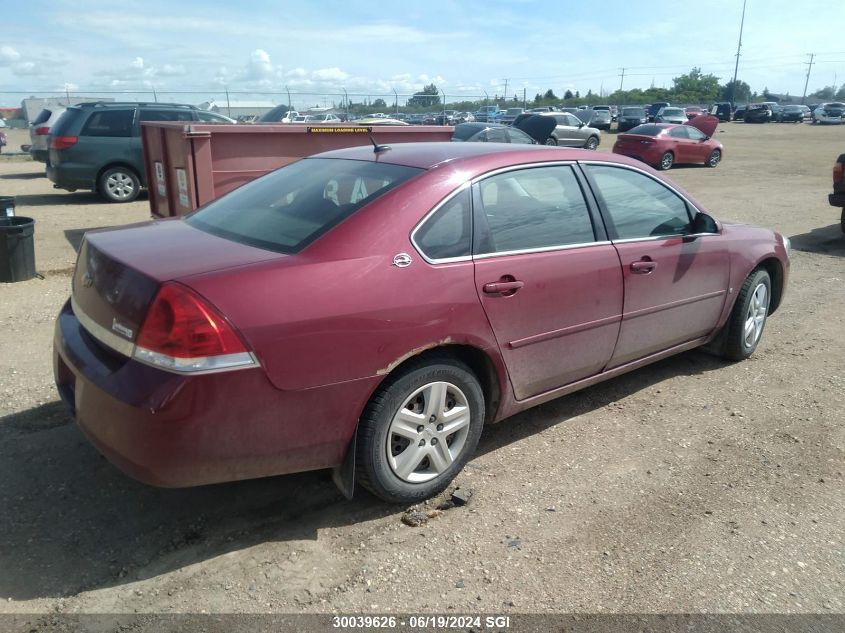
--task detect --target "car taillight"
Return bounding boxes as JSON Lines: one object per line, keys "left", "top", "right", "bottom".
{"left": 134, "top": 282, "right": 257, "bottom": 373}
{"left": 50, "top": 136, "right": 78, "bottom": 150}
{"left": 35, "top": 126, "right": 50, "bottom": 136}
{"left": 835, "top": 162, "right": 844, "bottom": 185}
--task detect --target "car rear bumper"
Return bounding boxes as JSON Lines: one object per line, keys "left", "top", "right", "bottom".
{"left": 830, "top": 192, "right": 845, "bottom": 207}
{"left": 612, "top": 145, "right": 662, "bottom": 166}
{"left": 30, "top": 149, "right": 49, "bottom": 162}
{"left": 46, "top": 160, "right": 96, "bottom": 192}
{"left": 53, "top": 299, "right": 370, "bottom": 487}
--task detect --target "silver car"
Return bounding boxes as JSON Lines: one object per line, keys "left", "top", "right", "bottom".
{"left": 654, "top": 107, "right": 688, "bottom": 124}
{"left": 28, "top": 107, "right": 66, "bottom": 162}
{"left": 538, "top": 112, "right": 601, "bottom": 149}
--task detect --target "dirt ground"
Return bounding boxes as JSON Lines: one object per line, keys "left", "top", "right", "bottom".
{"left": 0, "top": 123, "right": 843, "bottom": 621}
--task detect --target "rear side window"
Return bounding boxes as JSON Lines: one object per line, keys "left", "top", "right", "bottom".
{"left": 414, "top": 189, "right": 471, "bottom": 260}
{"left": 81, "top": 110, "right": 135, "bottom": 137}
{"left": 587, "top": 165, "right": 692, "bottom": 239}
{"left": 187, "top": 158, "right": 422, "bottom": 254}
{"left": 32, "top": 109, "right": 52, "bottom": 125}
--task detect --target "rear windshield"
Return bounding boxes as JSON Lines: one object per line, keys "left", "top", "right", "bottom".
{"left": 32, "top": 109, "right": 52, "bottom": 125}
{"left": 187, "top": 158, "right": 423, "bottom": 254}
{"left": 49, "top": 108, "right": 85, "bottom": 136}
{"left": 661, "top": 108, "right": 685, "bottom": 116}
{"left": 627, "top": 124, "right": 664, "bottom": 136}
{"left": 622, "top": 108, "right": 644, "bottom": 116}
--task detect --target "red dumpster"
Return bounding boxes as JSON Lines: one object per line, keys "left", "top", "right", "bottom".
{"left": 141, "top": 123, "right": 454, "bottom": 218}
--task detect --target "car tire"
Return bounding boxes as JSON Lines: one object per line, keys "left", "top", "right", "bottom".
{"left": 722, "top": 268, "right": 772, "bottom": 361}
{"left": 355, "top": 357, "right": 485, "bottom": 504}
{"left": 98, "top": 166, "right": 141, "bottom": 203}
{"left": 544, "top": 137, "right": 558, "bottom": 146}
{"left": 840, "top": 208, "right": 845, "bottom": 234}
{"left": 706, "top": 149, "right": 721, "bottom": 168}
{"left": 585, "top": 136, "right": 599, "bottom": 150}
{"left": 658, "top": 151, "right": 674, "bottom": 170}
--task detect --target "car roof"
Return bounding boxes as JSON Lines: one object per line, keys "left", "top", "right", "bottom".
{"left": 310, "top": 141, "right": 644, "bottom": 172}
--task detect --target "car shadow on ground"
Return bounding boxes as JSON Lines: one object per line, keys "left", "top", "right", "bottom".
{"left": 0, "top": 171, "right": 45, "bottom": 180}
{"left": 789, "top": 223, "right": 845, "bottom": 257}
{"left": 0, "top": 349, "right": 726, "bottom": 601}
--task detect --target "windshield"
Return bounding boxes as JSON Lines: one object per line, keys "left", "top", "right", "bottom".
{"left": 187, "top": 158, "right": 423, "bottom": 254}
{"left": 661, "top": 108, "right": 685, "bottom": 116}
{"left": 622, "top": 108, "right": 645, "bottom": 116}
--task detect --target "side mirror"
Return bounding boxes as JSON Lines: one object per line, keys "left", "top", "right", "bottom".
{"left": 692, "top": 212, "right": 718, "bottom": 234}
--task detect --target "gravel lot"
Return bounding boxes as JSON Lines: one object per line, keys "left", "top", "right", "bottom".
{"left": 0, "top": 123, "right": 843, "bottom": 621}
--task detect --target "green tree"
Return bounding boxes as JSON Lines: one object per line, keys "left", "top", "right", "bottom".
{"left": 671, "top": 67, "right": 720, "bottom": 102}
{"left": 563, "top": 89, "right": 574, "bottom": 100}
{"left": 544, "top": 89, "right": 557, "bottom": 101}
{"left": 371, "top": 98, "right": 387, "bottom": 109}
{"left": 813, "top": 85, "right": 836, "bottom": 100}
{"left": 407, "top": 83, "right": 441, "bottom": 108}
{"left": 720, "top": 79, "right": 751, "bottom": 104}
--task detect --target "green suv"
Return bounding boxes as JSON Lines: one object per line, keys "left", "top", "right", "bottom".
{"left": 46, "top": 102, "right": 233, "bottom": 202}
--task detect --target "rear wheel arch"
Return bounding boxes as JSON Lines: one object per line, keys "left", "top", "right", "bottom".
{"left": 365, "top": 344, "right": 502, "bottom": 425}
{"left": 96, "top": 162, "right": 142, "bottom": 186}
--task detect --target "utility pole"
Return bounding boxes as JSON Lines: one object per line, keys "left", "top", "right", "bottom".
{"left": 618, "top": 67, "right": 626, "bottom": 92}
{"left": 801, "top": 53, "right": 815, "bottom": 104}
{"left": 730, "top": 0, "right": 747, "bottom": 108}
{"left": 523, "top": 88, "right": 526, "bottom": 108}
{"left": 502, "top": 78, "right": 509, "bottom": 102}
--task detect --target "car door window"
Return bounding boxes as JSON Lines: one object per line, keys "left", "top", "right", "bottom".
{"left": 139, "top": 109, "right": 195, "bottom": 122}
{"left": 668, "top": 127, "right": 689, "bottom": 139}
{"left": 475, "top": 166, "right": 595, "bottom": 254}
{"left": 564, "top": 114, "right": 581, "bottom": 127}
{"left": 197, "top": 111, "right": 230, "bottom": 123}
{"left": 414, "top": 188, "right": 472, "bottom": 260}
{"left": 81, "top": 110, "right": 135, "bottom": 137}
{"left": 586, "top": 165, "right": 693, "bottom": 239}
{"left": 686, "top": 126, "right": 707, "bottom": 141}
{"left": 505, "top": 128, "right": 534, "bottom": 144}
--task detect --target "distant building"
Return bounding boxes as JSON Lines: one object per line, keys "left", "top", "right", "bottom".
{"left": 20, "top": 97, "right": 114, "bottom": 123}
{"left": 198, "top": 99, "right": 277, "bottom": 119}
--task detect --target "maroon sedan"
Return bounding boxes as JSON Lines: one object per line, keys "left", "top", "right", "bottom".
{"left": 54, "top": 142, "right": 789, "bottom": 503}
{"left": 612, "top": 115, "right": 722, "bottom": 170}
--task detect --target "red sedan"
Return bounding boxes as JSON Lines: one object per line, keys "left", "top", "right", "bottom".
{"left": 612, "top": 115, "right": 722, "bottom": 170}
{"left": 54, "top": 142, "right": 789, "bottom": 503}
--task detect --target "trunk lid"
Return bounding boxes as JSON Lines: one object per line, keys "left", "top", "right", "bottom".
{"left": 72, "top": 219, "right": 284, "bottom": 351}
{"left": 513, "top": 114, "right": 557, "bottom": 143}
{"left": 687, "top": 114, "right": 719, "bottom": 137}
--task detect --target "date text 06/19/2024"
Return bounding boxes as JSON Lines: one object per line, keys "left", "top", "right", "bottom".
{"left": 331, "top": 615, "right": 512, "bottom": 629}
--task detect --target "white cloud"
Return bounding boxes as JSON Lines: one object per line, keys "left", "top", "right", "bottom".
{"left": 246, "top": 49, "right": 273, "bottom": 82}
{"left": 0, "top": 46, "right": 21, "bottom": 65}
{"left": 312, "top": 68, "right": 349, "bottom": 82}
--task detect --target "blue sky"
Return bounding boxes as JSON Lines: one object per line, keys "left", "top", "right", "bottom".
{"left": 1, "top": 0, "right": 842, "bottom": 108}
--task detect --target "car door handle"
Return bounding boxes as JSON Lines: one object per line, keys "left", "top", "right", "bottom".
{"left": 483, "top": 280, "right": 524, "bottom": 295}
{"left": 630, "top": 260, "right": 657, "bottom": 274}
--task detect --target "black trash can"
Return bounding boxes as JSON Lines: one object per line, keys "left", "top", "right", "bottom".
{"left": 0, "top": 216, "right": 36, "bottom": 282}
{"left": 0, "top": 195, "right": 14, "bottom": 218}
